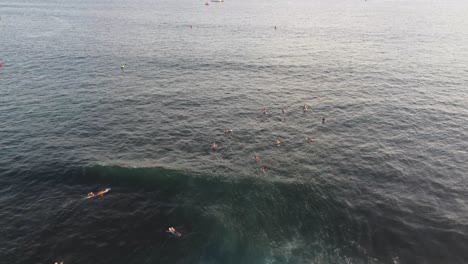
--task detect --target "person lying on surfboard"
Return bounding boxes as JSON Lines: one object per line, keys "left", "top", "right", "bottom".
{"left": 87, "top": 188, "right": 111, "bottom": 198}
{"left": 166, "top": 227, "right": 182, "bottom": 237}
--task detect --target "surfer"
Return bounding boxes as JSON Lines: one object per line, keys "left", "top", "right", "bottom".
{"left": 166, "top": 227, "right": 182, "bottom": 237}
{"left": 275, "top": 139, "right": 281, "bottom": 146}
{"left": 254, "top": 155, "right": 261, "bottom": 163}
{"left": 274, "top": 25, "right": 277, "bottom": 30}
{"left": 260, "top": 167, "right": 266, "bottom": 173}
{"left": 322, "top": 116, "right": 325, "bottom": 123}
{"left": 306, "top": 137, "right": 314, "bottom": 143}
{"left": 120, "top": 64, "right": 125, "bottom": 72}
{"left": 87, "top": 188, "right": 110, "bottom": 198}
{"left": 224, "top": 129, "right": 233, "bottom": 134}
{"left": 303, "top": 104, "right": 308, "bottom": 111}
{"left": 211, "top": 142, "right": 218, "bottom": 150}
{"left": 262, "top": 108, "right": 267, "bottom": 114}
{"left": 281, "top": 108, "right": 285, "bottom": 114}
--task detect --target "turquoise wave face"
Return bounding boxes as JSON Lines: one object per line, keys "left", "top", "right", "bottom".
{"left": 94, "top": 165, "right": 368, "bottom": 264}
{"left": 0, "top": 164, "right": 371, "bottom": 263}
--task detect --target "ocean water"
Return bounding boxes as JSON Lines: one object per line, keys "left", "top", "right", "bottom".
{"left": 1, "top": 0, "right": 468, "bottom": 263}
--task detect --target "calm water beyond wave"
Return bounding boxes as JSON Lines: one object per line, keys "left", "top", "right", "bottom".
{"left": 1, "top": 0, "right": 468, "bottom": 263}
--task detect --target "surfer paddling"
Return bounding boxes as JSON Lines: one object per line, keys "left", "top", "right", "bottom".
{"left": 166, "top": 227, "right": 182, "bottom": 237}
{"left": 87, "top": 188, "right": 111, "bottom": 198}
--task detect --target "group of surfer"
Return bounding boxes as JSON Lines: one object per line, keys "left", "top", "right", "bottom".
{"left": 212, "top": 104, "right": 326, "bottom": 174}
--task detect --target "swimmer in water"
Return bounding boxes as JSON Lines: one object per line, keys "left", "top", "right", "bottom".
{"left": 303, "top": 104, "right": 308, "bottom": 111}
{"left": 260, "top": 167, "right": 266, "bottom": 173}
{"left": 224, "top": 129, "right": 233, "bottom": 134}
{"left": 211, "top": 142, "right": 218, "bottom": 150}
{"left": 275, "top": 139, "right": 281, "bottom": 146}
{"left": 120, "top": 64, "right": 125, "bottom": 72}
{"left": 281, "top": 108, "right": 285, "bottom": 114}
{"left": 88, "top": 192, "right": 95, "bottom": 198}
{"left": 322, "top": 116, "right": 325, "bottom": 123}
{"left": 306, "top": 137, "right": 315, "bottom": 143}
{"left": 254, "top": 155, "right": 261, "bottom": 163}
{"left": 262, "top": 108, "right": 267, "bottom": 114}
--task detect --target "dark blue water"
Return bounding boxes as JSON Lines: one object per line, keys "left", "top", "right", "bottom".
{"left": 1, "top": 0, "right": 468, "bottom": 263}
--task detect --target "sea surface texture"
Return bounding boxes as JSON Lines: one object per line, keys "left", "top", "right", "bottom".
{"left": 1, "top": 0, "right": 468, "bottom": 263}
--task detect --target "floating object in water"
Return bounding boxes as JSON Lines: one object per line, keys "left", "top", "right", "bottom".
{"left": 167, "top": 227, "right": 182, "bottom": 237}
{"left": 303, "top": 104, "right": 308, "bottom": 111}
{"left": 87, "top": 188, "right": 111, "bottom": 199}
{"left": 205, "top": 2, "right": 209, "bottom": 5}
{"left": 224, "top": 129, "right": 233, "bottom": 134}
{"left": 120, "top": 64, "right": 126, "bottom": 71}
{"left": 0, "top": 61, "right": 3, "bottom": 68}
{"left": 262, "top": 108, "right": 267, "bottom": 114}
{"left": 306, "top": 137, "right": 315, "bottom": 143}
{"left": 260, "top": 167, "right": 266, "bottom": 173}
{"left": 275, "top": 139, "right": 281, "bottom": 146}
